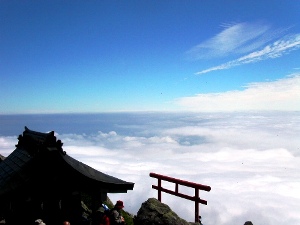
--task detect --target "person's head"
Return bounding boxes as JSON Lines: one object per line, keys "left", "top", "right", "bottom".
{"left": 244, "top": 222, "right": 253, "bottom": 225}
{"left": 63, "top": 221, "right": 70, "bottom": 225}
{"left": 115, "top": 200, "right": 124, "bottom": 210}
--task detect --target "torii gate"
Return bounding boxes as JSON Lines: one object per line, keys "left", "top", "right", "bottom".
{"left": 150, "top": 172, "right": 211, "bottom": 223}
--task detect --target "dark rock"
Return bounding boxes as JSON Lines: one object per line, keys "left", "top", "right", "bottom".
{"left": 134, "top": 198, "right": 191, "bottom": 225}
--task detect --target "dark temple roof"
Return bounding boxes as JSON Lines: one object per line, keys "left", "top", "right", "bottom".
{"left": 0, "top": 127, "right": 134, "bottom": 199}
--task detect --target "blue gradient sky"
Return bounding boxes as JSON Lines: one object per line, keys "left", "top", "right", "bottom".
{"left": 1, "top": 1, "right": 300, "bottom": 114}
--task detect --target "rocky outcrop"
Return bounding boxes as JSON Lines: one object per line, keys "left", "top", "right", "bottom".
{"left": 134, "top": 198, "right": 191, "bottom": 225}
{"left": 134, "top": 197, "right": 253, "bottom": 225}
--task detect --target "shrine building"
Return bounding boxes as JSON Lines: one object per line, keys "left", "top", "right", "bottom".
{"left": 0, "top": 127, "right": 134, "bottom": 225}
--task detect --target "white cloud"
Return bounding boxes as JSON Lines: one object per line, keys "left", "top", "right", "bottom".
{"left": 0, "top": 136, "right": 17, "bottom": 156}
{"left": 1, "top": 112, "right": 300, "bottom": 225}
{"left": 186, "top": 21, "right": 300, "bottom": 75}
{"left": 176, "top": 74, "right": 300, "bottom": 111}
{"left": 195, "top": 33, "right": 300, "bottom": 75}
{"left": 187, "top": 22, "right": 285, "bottom": 60}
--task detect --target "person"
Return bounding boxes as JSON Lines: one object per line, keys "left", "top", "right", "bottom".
{"left": 110, "top": 201, "right": 125, "bottom": 225}
{"left": 92, "top": 204, "right": 110, "bottom": 225}
{"left": 100, "top": 207, "right": 110, "bottom": 225}
{"left": 63, "top": 221, "right": 70, "bottom": 225}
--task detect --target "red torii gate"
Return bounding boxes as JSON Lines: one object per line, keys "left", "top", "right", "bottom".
{"left": 150, "top": 172, "right": 211, "bottom": 223}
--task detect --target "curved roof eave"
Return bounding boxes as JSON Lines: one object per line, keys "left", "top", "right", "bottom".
{"left": 62, "top": 152, "right": 134, "bottom": 192}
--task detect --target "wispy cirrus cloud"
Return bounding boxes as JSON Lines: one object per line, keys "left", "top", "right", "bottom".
{"left": 187, "top": 22, "right": 286, "bottom": 59}
{"left": 187, "top": 22, "right": 300, "bottom": 75}
{"left": 196, "top": 34, "right": 300, "bottom": 75}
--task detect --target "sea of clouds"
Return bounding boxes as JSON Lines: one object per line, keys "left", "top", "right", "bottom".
{"left": 0, "top": 112, "right": 299, "bottom": 225}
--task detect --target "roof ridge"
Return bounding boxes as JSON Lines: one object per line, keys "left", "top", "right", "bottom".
{"left": 16, "top": 126, "right": 65, "bottom": 156}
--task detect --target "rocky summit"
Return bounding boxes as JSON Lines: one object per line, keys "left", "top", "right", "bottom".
{"left": 134, "top": 198, "right": 192, "bottom": 225}
{"left": 134, "top": 197, "right": 253, "bottom": 225}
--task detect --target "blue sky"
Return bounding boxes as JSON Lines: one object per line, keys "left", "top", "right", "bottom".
{"left": 1, "top": 0, "right": 300, "bottom": 114}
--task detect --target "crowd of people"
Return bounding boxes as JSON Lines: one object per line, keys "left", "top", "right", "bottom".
{"left": 31, "top": 200, "right": 126, "bottom": 225}
{"left": 92, "top": 200, "right": 125, "bottom": 225}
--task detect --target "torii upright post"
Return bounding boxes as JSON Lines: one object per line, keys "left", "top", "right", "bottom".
{"left": 195, "top": 188, "right": 199, "bottom": 222}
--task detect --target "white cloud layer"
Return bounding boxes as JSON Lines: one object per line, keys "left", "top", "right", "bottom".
{"left": 1, "top": 112, "right": 300, "bottom": 225}
{"left": 176, "top": 74, "right": 300, "bottom": 111}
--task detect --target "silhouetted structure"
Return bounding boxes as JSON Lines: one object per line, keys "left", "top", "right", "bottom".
{"left": 0, "top": 127, "right": 134, "bottom": 225}
{"left": 150, "top": 172, "right": 211, "bottom": 223}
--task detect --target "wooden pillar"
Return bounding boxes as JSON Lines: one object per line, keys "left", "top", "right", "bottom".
{"left": 158, "top": 179, "right": 161, "bottom": 201}
{"left": 195, "top": 188, "right": 199, "bottom": 223}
